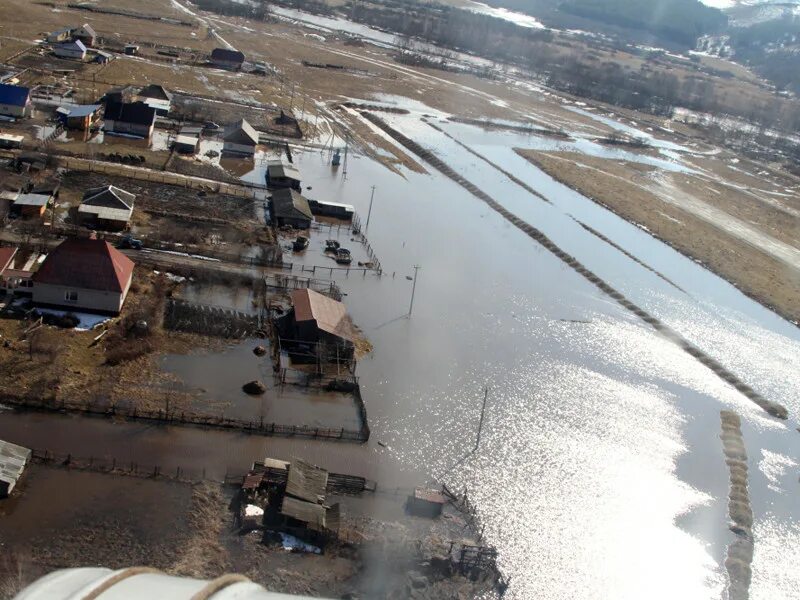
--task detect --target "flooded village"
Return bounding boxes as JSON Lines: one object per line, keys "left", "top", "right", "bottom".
{"left": 0, "top": 0, "right": 798, "bottom": 598}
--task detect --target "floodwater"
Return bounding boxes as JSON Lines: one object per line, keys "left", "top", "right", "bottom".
{"left": 1, "top": 100, "right": 799, "bottom": 599}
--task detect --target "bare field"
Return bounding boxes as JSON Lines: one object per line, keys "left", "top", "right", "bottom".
{"left": 518, "top": 149, "right": 800, "bottom": 324}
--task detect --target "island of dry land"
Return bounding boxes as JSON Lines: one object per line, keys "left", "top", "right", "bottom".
{"left": 517, "top": 149, "right": 800, "bottom": 325}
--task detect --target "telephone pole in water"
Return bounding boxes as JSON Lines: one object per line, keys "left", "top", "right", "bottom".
{"left": 365, "top": 185, "right": 376, "bottom": 232}
{"left": 408, "top": 265, "right": 420, "bottom": 317}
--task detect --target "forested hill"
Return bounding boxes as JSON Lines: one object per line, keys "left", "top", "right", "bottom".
{"left": 478, "top": 0, "right": 728, "bottom": 47}
{"left": 559, "top": 0, "right": 728, "bottom": 45}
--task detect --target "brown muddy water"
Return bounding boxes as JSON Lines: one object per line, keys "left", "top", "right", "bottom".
{"left": 1, "top": 101, "right": 799, "bottom": 599}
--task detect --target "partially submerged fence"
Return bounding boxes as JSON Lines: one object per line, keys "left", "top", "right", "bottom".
{"left": 163, "top": 299, "right": 265, "bottom": 338}
{"left": 2, "top": 396, "right": 368, "bottom": 443}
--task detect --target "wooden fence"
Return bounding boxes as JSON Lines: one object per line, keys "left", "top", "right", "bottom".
{"left": 2, "top": 395, "right": 369, "bottom": 443}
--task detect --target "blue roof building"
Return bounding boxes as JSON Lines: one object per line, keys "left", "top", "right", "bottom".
{"left": 0, "top": 83, "right": 32, "bottom": 118}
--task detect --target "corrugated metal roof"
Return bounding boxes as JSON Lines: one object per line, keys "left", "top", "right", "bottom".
{"left": 223, "top": 118, "right": 258, "bottom": 145}
{"left": 13, "top": 193, "right": 50, "bottom": 207}
{"left": 267, "top": 160, "right": 301, "bottom": 181}
{"left": 291, "top": 289, "right": 355, "bottom": 342}
{"left": 82, "top": 185, "right": 135, "bottom": 209}
{"left": 175, "top": 134, "right": 198, "bottom": 147}
{"left": 285, "top": 459, "right": 328, "bottom": 504}
{"left": 66, "top": 104, "right": 100, "bottom": 118}
{"left": 271, "top": 189, "right": 312, "bottom": 221}
{"left": 77, "top": 204, "right": 132, "bottom": 222}
{"left": 0, "top": 439, "right": 31, "bottom": 496}
{"left": 0, "top": 83, "right": 30, "bottom": 107}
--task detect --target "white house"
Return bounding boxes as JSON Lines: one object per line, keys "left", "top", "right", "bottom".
{"left": 32, "top": 237, "right": 135, "bottom": 315}
{"left": 53, "top": 40, "right": 87, "bottom": 60}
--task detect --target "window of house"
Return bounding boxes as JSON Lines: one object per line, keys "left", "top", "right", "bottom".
{"left": 64, "top": 290, "right": 78, "bottom": 302}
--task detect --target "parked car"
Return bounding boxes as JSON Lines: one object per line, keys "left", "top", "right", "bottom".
{"left": 203, "top": 121, "right": 220, "bottom": 131}
{"left": 335, "top": 248, "right": 352, "bottom": 264}
{"left": 118, "top": 235, "right": 143, "bottom": 250}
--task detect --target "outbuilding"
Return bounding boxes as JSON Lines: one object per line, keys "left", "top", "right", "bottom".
{"left": 307, "top": 199, "right": 354, "bottom": 221}
{"left": 210, "top": 47, "right": 245, "bottom": 70}
{"left": 174, "top": 132, "right": 200, "bottom": 154}
{"left": 0, "top": 83, "right": 31, "bottom": 118}
{"left": 222, "top": 118, "right": 258, "bottom": 156}
{"left": 0, "top": 133, "right": 23, "bottom": 149}
{"left": 60, "top": 104, "right": 101, "bottom": 130}
{"left": 277, "top": 288, "right": 356, "bottom": 363}
{"left": 78, "top": 185, "right": 134, "bottom": 230}
{"left": 46, "top": 27, "right": 73, "bottom": 44}
{"left": 12, "top": 193, "right": 50, "bottom": 218}
{"left": 406, "top": 488, "right": 447, "bottom": 518}
{"left": 270, "top": 188, "right": 312, "bottom": 229}
{"left": 32, "top": 237, "right": 135, "bottom": 314}
{"left": 103, "top": 100, "right": 156, "bottom": 138}
{"left": 94, "top": 50, "right": 114, "bottom": 64}
{"left": 266, "top": 160, "right": 301, "bottom": 191}
{"left": 53, "top": 39, "right": 87, "bottom": 60}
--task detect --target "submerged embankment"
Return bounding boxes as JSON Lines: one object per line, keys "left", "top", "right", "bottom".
{"left": 362, "top": 111, "right": 788, "bottom": 421}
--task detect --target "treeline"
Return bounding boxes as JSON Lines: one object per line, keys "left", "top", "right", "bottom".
{"left": 558, "top": 0, "right": 727, "bottom": 46}
{"left": 191, "top": 0, "right": 272, "bottom": 19}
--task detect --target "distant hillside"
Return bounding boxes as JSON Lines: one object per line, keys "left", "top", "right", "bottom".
{"left": 559, "top": 0, "right": 728, "bottom": 44}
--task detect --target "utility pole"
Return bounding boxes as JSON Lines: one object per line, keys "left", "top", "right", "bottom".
{"left": 408, "top": 264, "right": 420, "bottom": 317}
{"left": 365, "top": 185, "right": 376, "bottom": 232}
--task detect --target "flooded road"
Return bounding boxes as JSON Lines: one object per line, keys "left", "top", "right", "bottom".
{"left": 1, "top": 102, "right": 799, "bottom": 598}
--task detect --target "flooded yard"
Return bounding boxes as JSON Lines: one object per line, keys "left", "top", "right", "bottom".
{"left": 161, "top": 338, "right": 363, "bottom": 430}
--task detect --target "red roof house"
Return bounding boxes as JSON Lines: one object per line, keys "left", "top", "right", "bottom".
{"left": 32, "top": 238, "right": 135, "bottom": 314}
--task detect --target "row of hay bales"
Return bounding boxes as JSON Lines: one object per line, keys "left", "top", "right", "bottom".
{"left": 720, "top": 410, "right": 754, "bottom": 600}
{"left": 362, "top": 112, "right": 788, "bottom": 421}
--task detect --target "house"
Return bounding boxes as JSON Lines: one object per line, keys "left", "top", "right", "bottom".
{"left": 307, "top": 199, "right": 354, "bottom": 221}
{"left": 210, "top": 47, "right": 245, "bottom": 70}
{"left": 137, "top": 84, "right": 172, "bottom": 115}
{"left": 60, "top": 104, "right": 101, "bottom": 130}
{"left": 32, "top": 237, "right": 135, "bottom": 314}
{"left": 72, "top": 23, "right": 97, "bottom": 47}
{"left": 103, "top": 100, "right": 156, "bottom": 138}
{"left": 53, "top": 39, "right": 87, "bottom": 60}
{"left": 270, "top": 188, "right": 312, "bottom": 229}
{"left": 266, "top": 161, "right": 301, "bottom": 191}
{"left": 0, "top": 439, "right": 31, "bottom": 498}
{"left": 277, "top": 288, "right": 355, "bottom": 363}
{"left": 46, "top": 27, "right": 73, "bottom": 44}
{"left": 0, "top": 83, "right": 31, "bottom": 118}
{"left": 222, "top": 118, "right": 258, "bottom": 156}
{"left": 0, "top": 133, "right": 23, "bottom": 149}
{"left": 78, "top": 185, "right": 134, "bottom": 230}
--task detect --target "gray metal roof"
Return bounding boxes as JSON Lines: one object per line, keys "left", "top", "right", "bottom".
{"left": 285, "top": 459, "right": 328, "bottom": 504}
{"left": 271, "top": 189, "right": 312, "bottom": 221}
{"left": 14, "top": 193, "right": 50, "bottom": 207}
{"left": 223, "top": 118, "right": 258, "bottom": 145}
{"left": 267, "top": 160, "right": 301, "bottom": 181}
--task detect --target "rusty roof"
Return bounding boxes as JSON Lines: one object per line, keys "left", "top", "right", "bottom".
{"left": 32, "top": 238, "right": 134, "bottom": 293}
{"left": 414, "top": 488, "right": 447, "bottom": 504}
{"left": 291, "top": 289, "right": 355, "bottom": 342}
